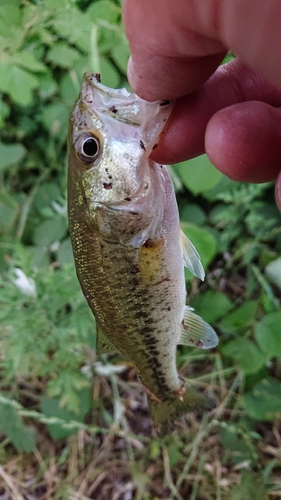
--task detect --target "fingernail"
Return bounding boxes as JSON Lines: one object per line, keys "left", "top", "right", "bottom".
{"left": 275, "top": 171, "right": 281, "bottom": 211}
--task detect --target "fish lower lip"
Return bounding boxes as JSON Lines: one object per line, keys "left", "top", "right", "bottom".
{"left": 91, "top": 201, "right": 137, "bottom": 214}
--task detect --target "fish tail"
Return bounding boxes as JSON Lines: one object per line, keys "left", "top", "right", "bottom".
{"left": 148, "top": 384, "right": 214, "bottom": 429}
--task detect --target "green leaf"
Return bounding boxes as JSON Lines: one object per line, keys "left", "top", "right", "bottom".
{"left": 37, "top": 71, "right": 58, "bottom": 100}
{"left": 242, "top": 377, "right": 281, "bottom": 420}
{"left": 220, "top": 424, "right": 256, "bottom": 465}
{"left": 11, "top": 51, "right": 47, "bottom": 73}
{"left": 179, "top": 203, "right": 206, "bottom": 226}
{"left": 50, "top": 6, "right": 92, "bottom": 52}
{"left": 111, "top": 38, "right": 130, "bottom": 74}
{"left": 190, "top": 291, "right": 234, "bottom": 324}
{"left": 221, "top": 338, "right": 265, "bottom": 374}
{"left": 204, "top": 175, "right": 237, "bottom": 201}
{"left": 0, "top": 190, "right": 19, "bottom": 233}
{"left": 39, "top": 102, "right": 69, "bottom": 137}
{"left": 174, "top": 155, "right": 222, "bottom": 194}
{"left": 41, "top": 397, "right": 81, "bottom": 439}
{"left": 255, "top": 312, "right": 281, "bottom": 358}
{"left": 265, "top": 257, "right": 281, "bottom": 290}
{"left": 0, "top": 99, "right": 9, "bottom": 127}
{"left": 100, "top": 56, "right": 120, "bottom": 87}
{"left": 33, "top": 217, "right": 67, "bottom": 247}
{"left": 29, "top": 246, "right": 50, "bottom": 268}
{"left": 0, "top": 395, "right": 36, "bottom": 452}
{"left": 181, "top": 223, "right": 217, "bottom": 269}
{"left": 47, "top": 43, "right": 80, "bottom": 68}
{"left": 33, "top": 183, "right": 62, "bottom": 212}
{"left": 0, "top": 5, "right": 22, "bottom": 49}
{"left": 220, "top": 301, "right": 258, "bottom": 333}
{"left": 58, "top": 239, "right": 74, "bottom": 267}
{"left": 231, "top": 471, "right": 268, "bottom": 500}
{"left": 59, "top": 71, "right": 81, "bottom": 106}
{"left": 87, "top": 0, "right": 120, "bottom": 24}
{"left": 0, "top": 143, "right": 26, "bottom": 170}
{"left": 0, "top": 62, "right": 39, "bottom": 106}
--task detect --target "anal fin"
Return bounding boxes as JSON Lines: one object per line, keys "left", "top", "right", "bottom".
{"left": 178, "top": 306, "right": 218, "bottom": 349}
{"left": 96, "top": 324, "right": 118, "bottom": 355}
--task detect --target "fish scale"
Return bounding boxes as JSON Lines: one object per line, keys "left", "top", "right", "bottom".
{"left": 68, "top": 73, "right": 219, "bottom": 427}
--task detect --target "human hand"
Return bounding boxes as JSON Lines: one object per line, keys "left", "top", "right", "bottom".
{"left": 123, "top": 0, "right": 281, "bottom": 209}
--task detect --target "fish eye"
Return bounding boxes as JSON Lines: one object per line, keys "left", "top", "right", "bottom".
{"left": 75, "top": 134, "right": 100, "bottom": 164}
{"left": 82, "top": 137, "right": 98, "bottom": 157}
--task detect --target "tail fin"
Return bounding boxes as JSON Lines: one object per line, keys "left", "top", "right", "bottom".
{"left": 148, "top": 384, "right": 214, "bottom": 428}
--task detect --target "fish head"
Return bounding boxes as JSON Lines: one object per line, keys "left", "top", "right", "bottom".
{"left": 68, "top": 72, "right": 172, "bottom": 209}
{"left": 68, "top": 73, "right": 174, "bottom": 245}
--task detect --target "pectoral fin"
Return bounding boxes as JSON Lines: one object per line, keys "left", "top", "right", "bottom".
{"left": 180, "top": 229, "right": 205, "bottom": 281}
{"left": 96, "top": 324, "right": 118, "bottom": 355}
{"left": 178, "top": 306, "right": 218, "bottom": 349}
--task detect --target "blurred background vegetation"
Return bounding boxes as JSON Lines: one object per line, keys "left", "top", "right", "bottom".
{"left": 0, "top": 0, "right": 281, "bottom": 498}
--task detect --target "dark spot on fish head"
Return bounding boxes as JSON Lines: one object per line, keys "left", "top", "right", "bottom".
{"left": 105, "top": 168, "right": 112, "bottom": 179}
{"left": 124, "top": 197, "right": 131, "bottom": 201}
{"left": 103, "top": 182, "right": 112, "bottom": 190}
{"left": 93, "top": 73, "right": 101, "bottom": 83}
{"left": 152, "top": 143, "right": 158, "bottom": 150}
{"left": 109, "top": 105, "right": 117, "bottom": 114}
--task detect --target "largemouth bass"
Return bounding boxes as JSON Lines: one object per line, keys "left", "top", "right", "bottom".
{"left": 68, "top": 73, "right": 218, "bottom": 426}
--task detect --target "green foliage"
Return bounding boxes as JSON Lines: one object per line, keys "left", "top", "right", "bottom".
{"left": 230, "top": 471, "right": 268, "bottom": 500}
{"left": 222, "top": 338, "right": 266, "bottom": 374}
{"left": 41, "top": 389, "right": 91, "bottom": 438}
{"left": 174, "top": 154, "right": 222, "bottom": 194}
{"left": 255, "top": 312, "right": 281, "bottom": 358}
{"left": 0, "top": 143, "right": 26, "bottom": 171}
{"left": 190, "top": 290, "right": 234, "bottom": 323}
{"left": 242, "top": 378, "right": 281, "bottom": 420}
{"left": 220, "top": 301, "right": 258, "bottom": 333}
{"left": 0, "top": 394, "right": 36, "bottom": 452}
{"left": 265, "top": 257, "right": 281, "bottom": 289}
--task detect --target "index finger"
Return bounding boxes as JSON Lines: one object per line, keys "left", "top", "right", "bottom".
{"left": 123, "top": 0, "right": 281, "bottom": 100}
{"left": 123, "top": 0, "right": 226, "bottom": 100}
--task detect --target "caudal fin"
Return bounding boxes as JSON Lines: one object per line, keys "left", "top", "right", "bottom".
{"left": 148, "top": 384, "right": 214, "bottom": 428}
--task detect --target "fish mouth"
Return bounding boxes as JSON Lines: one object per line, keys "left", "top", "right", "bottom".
{"left": 81, "top": 73, "right": 143, "bottom": 126}
{"left": 90, "top": 200, "right": 139, "bottom": 215}
{"left": 82, "top": 72, "right": 132, "bottom": 100}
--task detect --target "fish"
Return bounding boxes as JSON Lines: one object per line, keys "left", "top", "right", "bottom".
{"left": 67, "top": 73, "right": 218, "bottom": 427}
